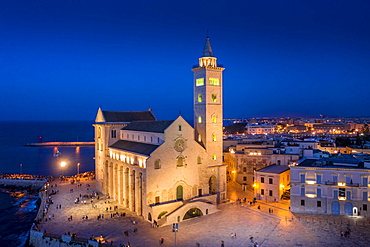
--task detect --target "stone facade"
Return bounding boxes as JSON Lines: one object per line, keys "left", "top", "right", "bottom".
{"left": 93, "top": 37, "right": 226, "bottom": 225}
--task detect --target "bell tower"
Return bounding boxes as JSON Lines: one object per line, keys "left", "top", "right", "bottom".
{"left": 192, "top": 37, "right": 225, "bottom": 163}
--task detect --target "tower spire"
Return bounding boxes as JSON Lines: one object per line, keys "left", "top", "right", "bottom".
{"left": 202, "top": 37, "right": 214, "bottom": 57}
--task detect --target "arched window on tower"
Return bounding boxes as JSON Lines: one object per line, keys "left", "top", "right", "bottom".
{"left": 198, "top": 94, "right": 203, "bottom": 103}
{"left": 198, "top": 134, "right": 202, "bottom": 142}
{"left": 198, "top": 116, "right": 202, "bottom": 123}
{"left": 177, "top": 156, "right": 184, "bottom": 167}
{"left": 212, "top": 134, "right": 217, "bottom": 142}
{"left": 212, "top": 154, "right": 217, "bottom": 161}
{"left": 154, "top": 159, "right": 161, "bottom": 169}
{"left": 212, "top": 115, "right": 217, "bottom": 123}
{"left": 212, "top": 94, "right": 217, "bottom": 102}
{"left": 197, "top": 156, "right": 202, "bottom": 164}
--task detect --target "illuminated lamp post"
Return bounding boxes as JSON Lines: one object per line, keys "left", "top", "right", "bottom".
{"left": 60, "top": 161, "right": 67, "bottom": 176}
{"left": 77, "top": 163, "right": 80, "bottom": 176}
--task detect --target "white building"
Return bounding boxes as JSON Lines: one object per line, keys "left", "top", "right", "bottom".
{"left": 290, "top": 155, "right": 370, "bottom": 216}
{"left": 93, "top": 37, "right": 227, "bottom": 225}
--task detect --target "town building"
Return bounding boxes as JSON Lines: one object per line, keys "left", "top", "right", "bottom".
{"left": 225, "top": 144, "right": 299, "bottom": 189}
{"left": 246, "top": 123, "right": 275, "bottom": 135}
{"left": 93, "top": 37, "right": 227, "bottom": 225}
{"left": 254, "top": 165, "right": 290, "bottom": 202}
{"left": 290, "top": 155, "right": 370, "bottom": 216}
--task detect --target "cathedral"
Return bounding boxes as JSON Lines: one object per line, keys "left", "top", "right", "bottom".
{"left": 93, "top": 37, "right": 226, "bottom": 225}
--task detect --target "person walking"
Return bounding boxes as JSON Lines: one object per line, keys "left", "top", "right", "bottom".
{"left": 221, "top": 240, "right": 225, "bottom": 247}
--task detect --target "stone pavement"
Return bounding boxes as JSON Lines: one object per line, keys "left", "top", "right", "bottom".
{"left": 37, "top": 178, "right": 370, "bottom": 247}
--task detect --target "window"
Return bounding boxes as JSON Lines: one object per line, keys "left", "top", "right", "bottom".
{"left": 154, "top": 159, "right": 161, "bottom": 169}
{"left": 212, "top": 134, "right": 217, "bottom": 142}
{"left": 97, "top": 127, "right": 101, "bottom": 138}
{"left": 144, "top": 136, "right": 146, "bottom": 141}
{"left": 198, "top": 134, "right": 202, "bottom": 142}
{"left": 198, "top": 116, "right": 202, "bottom": 123}
{"left": 316, "top": 174, "right": 322, "bottom": 184}
{"left": 243, "top": 176, "right": 247, "bottom": 181}
{"left": 155, "top": 196, "right": 160, "bottom": 204}
{"left": 197, "top": 156, "right": 202, "bottom": 164}
{"left": 317, "top": 188, "right": 322, "bottom": 198}
{"left": 332, "top": 174, "right": 338, "bottom": 183}
{"left": 261, "top": 177, "right": 265, "bottom": 183}
{"left": 363, "top": 191, "right": 368, "bottom": 201}
{"left": 269, "top": 178, "right": 273, "bottom": 184}
{"left": 211, "top": 94, "right": 217, "bottom": 102}
{"left": 301, "top": 200, "right": 305, "bottom": 206}
{"left": 269, "top": 190, "right": 273, "bottom": 196}
{"left": 363, "top": 177, "right": 368, "bottom": 187}
{"left": 177, "top": 157, "right": 184, "bottom": 167}
{"left": 345, "top": 175, "right": 352, "bottom": 184}
{"left": 209, "top": 78, "right": 219, "bottom": 86}
{"left": 300, "top": 174, "right": 305, "bottom": 183}
{"left": 300, "top": 187, "right": 305, "bottom": 197}
{"left": 198, "top": 94, "right": 203, "bottom": 103}
{"left": 317, "top": 201, "right": 321, "bottom": 207}
{"left": 196, "top": 78, "right": 204, "bottom": 86}
{"left": 242, "top": 167, "right": 247, "bottom": 173}
{"left": 346, "top": 191, "right": 351, "bottom": 200}
{"left": 333, "top": 190, "right": 338, "bottom": 199}
{"left": 363, "top": 204, "right": 368, "bottom": 211}
{"left": 261, "top": 189, "right": 264, "bottom": 195}
{"left": 179, "top": 125, "right": 182, "bottom": 131}
{"left": 212, "top": 116, "right": 217, "bottom": 123}
{"left": 111, "top": 129, "right": 117, "bottom": 138}
{"left": 212, "top": 154, "right": 217, "bottom": 161}
{"left": 127, "top": 134, "right": 129, "bottom": 139}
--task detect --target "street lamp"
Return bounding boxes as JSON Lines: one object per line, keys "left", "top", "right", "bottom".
{"left": 77, "top": 163, "right": 80, "bottom": 176}
{"left": 60, "top": 161, "right": 67, "bottom": 176}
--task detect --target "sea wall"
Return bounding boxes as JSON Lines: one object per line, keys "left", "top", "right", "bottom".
{"left": 0, "top": 179, "right": 47, "bottom": 190}
{"left": 29, "top": 227, "right": 100, "bottom": 247}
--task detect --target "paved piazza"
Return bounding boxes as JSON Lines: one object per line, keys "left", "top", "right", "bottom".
{"left": 38, "top": 178, "right": 370, "bottom": 247}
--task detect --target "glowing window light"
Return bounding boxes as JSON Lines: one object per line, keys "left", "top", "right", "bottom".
{"left": 196, "top": 78, "right": 204, "bottom": 86}
{"left": 110, "top": 151, "right": 113, "bottom": 158}
{"left": 338, "top": 182, "right": 346, "bottom": 187}
{"left": 198, "top": 116, "right": 202, "bottom": 123}
{"left": 306, "top": 180, "right": 316, "bottom": 185}
{"left": 306, "top": 194, "right": 316, "bottom": 198}
{"left": 338, "top": 196, "right": 346, "bottom": 201}
{"left": 209, "top": 78, "right": 219, "bottom": 86}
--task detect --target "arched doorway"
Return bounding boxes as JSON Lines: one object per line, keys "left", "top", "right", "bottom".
{"left": 331, "top": 201, "right": 340, "bottom": 215}
{"left": 209, "top": 176, "right": 216, "bottom": 194}
{"left": 344, "top": 202, "right": 353, "bottom": 215}
{"left": 183, "top": 208, "right": 203, "bottom": 220}
{"left": 148, "top": 212, "right": 152, "bottom": 222}
{"left": 176, "top": 185, "right": 183, "bottom": 200}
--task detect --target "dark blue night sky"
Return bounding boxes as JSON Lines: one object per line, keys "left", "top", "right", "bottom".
{"left": 0, "top": 0, "right": 369, "bottom": 121}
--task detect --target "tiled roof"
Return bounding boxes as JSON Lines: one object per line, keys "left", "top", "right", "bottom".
{"left": 102, "top": 111, "right": 156, "bottom": 122}
{"left": 122, "top": 120, "right": 174, "bottom": 133}
{"left": 257, "top": 165, "right": 290, "bottom": 174}
{"left": 110, "top": 140, "right": 159, "bottom": 156}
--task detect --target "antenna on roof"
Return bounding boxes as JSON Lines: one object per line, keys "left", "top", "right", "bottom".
{"left": 179, "top": 110, "right": 182, "bottom": 116}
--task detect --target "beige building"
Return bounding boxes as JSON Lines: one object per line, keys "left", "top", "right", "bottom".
{"left": 93, "top": 37, "right": 226, "bottom": 225}
{"left": 254, "top": 165, "right": 290, "bottom": 202}
{"left": 225, "top": 144, "right": 299, "bottom": 189}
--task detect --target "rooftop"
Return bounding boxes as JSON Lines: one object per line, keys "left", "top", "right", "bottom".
{"left": 257, "top": 165, "right": 290, "bottom": 174}
{"left": 122, "top": 120, "right": 174, "bottom": 133}
{"left": 110, "top": 140, "right": 159, "bottom": 156}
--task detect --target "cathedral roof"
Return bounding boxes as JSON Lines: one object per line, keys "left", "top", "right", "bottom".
{"left": 122, "top": 120, "right": 174, "bottom": 133}
{"left": 110, "top": 140, "right": 159, "bottom": 156}
{"left": 101, "top": 110, "right": 156, "bottom": 123}
{"left": 202, "top": 37, "right": 214, "bottom": 57}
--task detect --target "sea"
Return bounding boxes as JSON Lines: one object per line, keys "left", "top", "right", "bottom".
{"left": 0, "top": 121, "right": 95, "bottom": 247}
